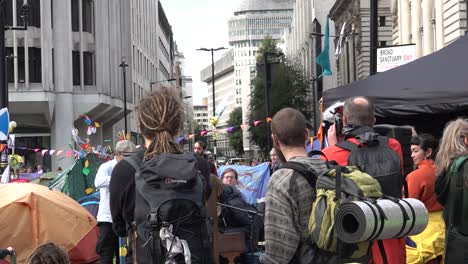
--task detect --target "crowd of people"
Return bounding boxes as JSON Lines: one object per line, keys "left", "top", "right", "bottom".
{"left": 3, "top": 88, "right": 467, "bottom": 264}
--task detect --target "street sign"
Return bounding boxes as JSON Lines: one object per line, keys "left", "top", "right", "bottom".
{"left": 377, "top": 44, "right": 416, "bottom": 72}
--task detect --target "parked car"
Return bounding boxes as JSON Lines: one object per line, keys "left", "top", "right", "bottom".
{"left": 217, "top": 156, "right": 228, "bottom": 166}
{"left": 227, "top": 158, "right": 246, "bottom": 165}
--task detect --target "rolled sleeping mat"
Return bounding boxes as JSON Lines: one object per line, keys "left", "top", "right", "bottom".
{"left": 335, "top": 198, "right": 428, "bottom": 243}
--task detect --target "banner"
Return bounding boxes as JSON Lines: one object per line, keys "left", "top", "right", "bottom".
{"left": 218, "top": 163, "right": 270, "bottom": 205}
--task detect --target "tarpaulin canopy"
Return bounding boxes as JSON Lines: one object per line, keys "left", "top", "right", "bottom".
{"left": 0, "top": 183, "right": 98, "bottom": 264}
{"left": 323, "top": 34, "right": 468, "bottom": 118}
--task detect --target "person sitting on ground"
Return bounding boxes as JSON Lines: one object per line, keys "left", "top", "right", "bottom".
{"left": 26, "top": 242, "right": 70, "bottom": 264}
{"left": 220, "top": 168, "right": 262, "bottom": 253}
{"left": 406, "top": 134, "right": 445, "bottom": 264}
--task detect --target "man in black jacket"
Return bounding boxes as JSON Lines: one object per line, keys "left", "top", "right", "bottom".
{"left": 109, "top": 147, "right": 212, "bottom": 263}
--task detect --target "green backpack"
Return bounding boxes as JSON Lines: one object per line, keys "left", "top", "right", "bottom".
{"left": 310, "top": 165, "right": 383, "bottom": 261}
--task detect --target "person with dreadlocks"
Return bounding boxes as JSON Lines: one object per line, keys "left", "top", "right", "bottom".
{"left": 109, "top": 87, "right": 212, "bottom": 264}
{"left": 26, "top": 242, "right": 69, "bottom": 264}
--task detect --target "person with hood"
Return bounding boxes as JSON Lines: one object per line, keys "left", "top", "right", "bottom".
{"left": 435, "top": 118, "right": 468, "bottom": 263}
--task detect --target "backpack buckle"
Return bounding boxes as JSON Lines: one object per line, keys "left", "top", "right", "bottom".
{"left": 148, "top": 212, "right": 158, "bottom": 227}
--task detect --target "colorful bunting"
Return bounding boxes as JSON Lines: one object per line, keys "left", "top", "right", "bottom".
{"left": 226, "top": 126, "right": 235, "bottom": 133}
{"left": 56, "top": 150, "right": 64, "bottom": 156}
{"left": 266, "top": 117, "right": 272, "bottom": 123}
{"left": 65, "top": 150, "right": 73, "bottom": 157}
{"left": 253, "top": 120, "right": 262, "bottom": 127}
{"left": 49, "top": 150, "right": 56, "bottom": 155}
{"left": 82, "top": 167, "right": 90, "bottom": 176}
{"left": 176, "top": 137, "right": 184, "bottom": 143}
{"left": 33, "top": 148, "right": 40, "bottom": 153}
{"left": 200, "top": 130, "right": 209, "bottom": 136}
{"left": 240, "top": 124, "right": 248, "bottom": 130}
{"left": 41, "top": 150, "right": 48, "bottom": 156}
{"left": 188, "top": 134, "right": 195, "bottom": 139}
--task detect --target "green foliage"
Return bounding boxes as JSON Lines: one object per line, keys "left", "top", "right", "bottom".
{"left": 227, "top": 107, "right": 244, "bottom": 156}
{"left": 249, "top": 37, "right": 312, "bottom": 155}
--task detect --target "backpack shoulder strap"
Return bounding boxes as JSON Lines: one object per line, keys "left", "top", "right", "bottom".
{"left": 377, "top": 135, "right": 389, "bottom": 147}
{"left": 336, "top": 139, "right": 359, "bottom": 152}
{"left": 280, "top": 161, "right": 318, "bottom": 189}
{"left": 124, "top": 155, "right": 141, "bottom": 172}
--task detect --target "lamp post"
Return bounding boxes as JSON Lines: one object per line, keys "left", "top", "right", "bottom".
{"left": 262, "top": 52, "right": 283, "bottom": 151}
{"left": 119, "top": 57, "right": 128, "bottom": 136}
{"left": 183, "top": 95, "right": 193, "bottom": 152}
{"left": 197, "top": 46, "right": 227, "bottom": 158}
{"left": 0, "top": 2, "right": 30, "bottom": 109}
{"left": 150, "top": 78, "right": 176, "bottom": 91}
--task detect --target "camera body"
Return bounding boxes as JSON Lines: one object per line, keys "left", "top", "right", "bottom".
{"left": 334, "top": 112, "right": 343, "bottom": 137}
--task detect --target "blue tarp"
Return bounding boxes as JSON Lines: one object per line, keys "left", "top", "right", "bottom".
{"left": 218, "top": 162, "right": 270, "bottom": 205}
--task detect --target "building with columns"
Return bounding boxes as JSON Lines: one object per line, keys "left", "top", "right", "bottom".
{"left": 228, "top": 0, "right": 295, "bottom": 158}
{"left": 329, "top": 0, "right": 394, "bottom": 87}
{"left": 391, "top": 0, "right": 467, "bottom": 56}
{"left": 4, "top": 0, "right": 175, "bottom": 169}
{"left": 285, "top": 0, "right": 338, "bottom": 131}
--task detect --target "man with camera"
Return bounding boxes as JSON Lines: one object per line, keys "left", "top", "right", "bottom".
{"left": 322, "top": 96, "right": 405, "bottom": 264}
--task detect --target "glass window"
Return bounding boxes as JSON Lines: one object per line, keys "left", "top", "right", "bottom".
{"left": 71, "top": 0, "right": 79, "bottom": 32}
{"left": 29, "top": 48, "right": 42, "bottom": 83}
{"left": 83, "top": 52, "right": 94, "bottom": 85}
{"left": 72, "top": 51, "right": 80, "bottom": 85}
{"left": 82, "top": 0, "right": 93, "bottom": 33}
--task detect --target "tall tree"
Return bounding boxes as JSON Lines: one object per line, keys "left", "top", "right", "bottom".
{"left": 249, "top": 37, "right": 312, "bottom": 156}
{"left": 227, "top": 107, "right": 244, "bottom": 156}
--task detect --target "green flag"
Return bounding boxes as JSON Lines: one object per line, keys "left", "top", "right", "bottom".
{"left": 316, "top": 17, "right": 332, "bottom": 76}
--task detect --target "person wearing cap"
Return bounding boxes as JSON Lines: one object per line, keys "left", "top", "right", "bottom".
{"left": 95, "top": 140, "right": 136, "bottom": 264}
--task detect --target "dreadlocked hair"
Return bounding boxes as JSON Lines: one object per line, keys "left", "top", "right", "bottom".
{"left": 26, "top": 242, "right": 70, "bottom": 264}
{"left": 137, "top": 87, "right": 183, "bottom": 159}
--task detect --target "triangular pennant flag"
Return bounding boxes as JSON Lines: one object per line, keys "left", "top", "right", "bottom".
{"left": 266, "top": 118, "right": 272, "bottom": 123}
{"left": 84, "top": 159, "right": 89, "bottom": 168}
{"left": 226, "top": 126, "right": 235, "bottom": 133}
{"left": 240, "top": 124, "right": 248, "bottom": 130}
{"left": 200, "top": 130, "right": 208, "bottom": 136}
{"left": 34, "top": 148, "right": 40, "bottom": 153}
{"left": 253, "top": 120, "right": 262, "bottom": 127}
{"left": 126, "top": 132, "right": 130, "bottom": 140}
{"left": 176, "top": 137, "right": 185, "bottom": 143}
{"left": 41, "top": 150, "right": 48, "bottom": 156}
{"left": 82, "top": 167, "right": 90, "bottom": 176}
{"left": 65, "top": 150, "right": 73, "bottom": 157}
{"left": 0, "top": 108, "right": 9, "bottom": 141}
{"left": 49, "top": 150, "right": 56, "bottom": 155}
{"left": 56, "top": 150, "right": 64, "bottom": 156}
{"left": 94, "top": 122, "right": 100, "bottom": 128}
{"left": 188, "top": 134, "right": 195, "bottom": 139}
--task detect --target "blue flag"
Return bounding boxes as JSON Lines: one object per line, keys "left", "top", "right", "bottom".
{"left": 316, "top": 17, "right": 332, "bottom": 76}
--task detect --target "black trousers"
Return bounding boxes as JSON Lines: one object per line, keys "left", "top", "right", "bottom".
{"left": 96, "top": 222, "right": 119, "bottom": 264}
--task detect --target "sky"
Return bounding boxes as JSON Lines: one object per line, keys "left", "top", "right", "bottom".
{"left": 161, "top": 0, "right": 242, "bottom": 105}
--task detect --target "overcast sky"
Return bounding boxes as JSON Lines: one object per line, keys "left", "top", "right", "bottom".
{"left": 161, "top": 0, "right": 242, "bottom": 105}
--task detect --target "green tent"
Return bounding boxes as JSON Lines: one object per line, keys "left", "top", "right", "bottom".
{"left": 49, "top": 153, "right": 104, "bottom": 201}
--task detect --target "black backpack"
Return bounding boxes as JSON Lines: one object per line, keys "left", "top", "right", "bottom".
{"left": 133, "top": 152, "right": 213, "bottom": 264}
{"left": 337, "top": 131, "right": 403, "bottom": 198}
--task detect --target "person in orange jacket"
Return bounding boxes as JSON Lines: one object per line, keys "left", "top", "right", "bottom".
{"left": 406, "top": 133, "right": 445, "bottom": 264}
{"left": 322, "top": 96, "right": 406, "bottom": 264}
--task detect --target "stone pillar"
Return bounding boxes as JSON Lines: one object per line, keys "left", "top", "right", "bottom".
{"left": 51, "top": 0, "right": 74, "bottom": 169}
{"left": 411, "top": 0, "right": 422, "bottom": 57}
{"left": 401, "top": 0, "right": 411, "bottom": 43}
{"left": 422, "top": 0, "right": 435, "bottom": 55}
{"left": 435, "top": 0, "right": 444, "bottom": 50}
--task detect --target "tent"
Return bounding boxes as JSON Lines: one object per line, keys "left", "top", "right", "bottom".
{"left": 323, "top": 34, "right": 468, "bottom": 136}
{"left": 0, "top": 183, "right": 98, "bottom": 264}
{"left": 49, "top": 153, "right": 104, "bottom": 201}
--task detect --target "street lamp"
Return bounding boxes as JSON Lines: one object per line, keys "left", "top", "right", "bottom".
{"left": 119, "top": 57, "right": 128, "bottom": 136}
{"left": 262, "top": 51, "right": 283, "bottom": 151}
{"left": 183, "top": 95, "right": 193, "bottom": 152}
{"left": 197, "top": 47, "right": 227, "bottom": 158}
{"left": 150, "top": 78, "right": 176, "bottom": 91}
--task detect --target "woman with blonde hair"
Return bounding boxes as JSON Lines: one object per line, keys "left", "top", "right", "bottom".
{"left": 435, "top": 118, "right": 468, "bottom": 263}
